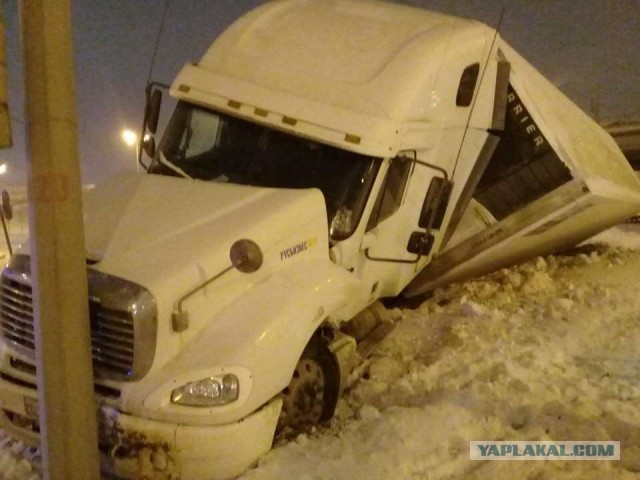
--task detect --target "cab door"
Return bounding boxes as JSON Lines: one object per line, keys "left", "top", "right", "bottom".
{"left": 356, "top": 155, "right": 452, "bottom": 299}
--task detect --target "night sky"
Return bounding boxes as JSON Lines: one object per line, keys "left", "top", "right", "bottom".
{"left": 2, "top": 0, "right": 639, "bottom": 185}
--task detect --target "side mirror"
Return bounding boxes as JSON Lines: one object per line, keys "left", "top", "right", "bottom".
{"left": 407, "top": 231, "right": 434, "bottom": 256}
{"left": 0, "top": 190, "right": 12, "bottom": 255}
{"left": 419, "top": 177, "right": 452, "bottom": 230}
{"left": 142, "top": 136, "right": 156, "bottom": 158}
{"left": 1, "top": 190, "right": 12, "bottom": 221}
{"left": 145, "top": 89, "right": 162, "bottom": 134}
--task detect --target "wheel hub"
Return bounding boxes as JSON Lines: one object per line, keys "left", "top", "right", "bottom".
{"left": 279, "top": 357, "right": 326, "bottom": 431}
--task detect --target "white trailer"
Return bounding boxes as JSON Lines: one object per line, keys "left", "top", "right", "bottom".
{"left": 0, "top": 1, "right": 638, "bottom": 478}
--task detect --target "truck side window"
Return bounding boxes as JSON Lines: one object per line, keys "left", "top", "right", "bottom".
{"left": 456, "top": 63, "right": 480, "bottom": 107}
{"left": 366, "top": 157, "right": 411, "bottom": 231}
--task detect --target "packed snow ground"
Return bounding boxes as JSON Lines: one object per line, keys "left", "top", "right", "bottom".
{"left": 0, "top": 225, "right": 639, "bottom": 479}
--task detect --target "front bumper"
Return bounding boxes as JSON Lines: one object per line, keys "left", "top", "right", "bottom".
{"left": 0, "top": 375, "right": 282, "bottom": 479}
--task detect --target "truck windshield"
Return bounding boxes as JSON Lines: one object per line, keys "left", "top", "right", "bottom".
{"left": 149, "top": 101, "right": 381, "bottom": 240}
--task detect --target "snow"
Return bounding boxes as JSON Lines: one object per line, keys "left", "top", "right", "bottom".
{"left": 1, "top": 225, "right": 640, "bottom": 479}
{"left": 0, "top": 432, "right": 39, "bottom": 480}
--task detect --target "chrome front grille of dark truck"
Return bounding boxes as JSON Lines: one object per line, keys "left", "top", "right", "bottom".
{"left": 0, "top": 255, "right": 157, "bottom": 381}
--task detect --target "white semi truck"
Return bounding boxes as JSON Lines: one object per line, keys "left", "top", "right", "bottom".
{"left": 1, "top": 1, "right": 639, "bottom": 478}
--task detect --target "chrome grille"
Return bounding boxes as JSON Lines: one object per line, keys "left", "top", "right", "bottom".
{"left": 89, "top": 301, "right": 134, "bottom": 376}
{"left": 0, "top": 277, "right": 135, "bottom": 377}
{"left": 0, "top": 277, "right": 35, "bottom": 350}
{"left": 0, "top": 255, "right": 157, "bottom": 381}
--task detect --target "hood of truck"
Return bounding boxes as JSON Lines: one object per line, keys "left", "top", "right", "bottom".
{"left": 79, "top": 173, "right": 330, "bottom": 354}
{"left": 82, "top": 173, "right": 326, "bottom": 269}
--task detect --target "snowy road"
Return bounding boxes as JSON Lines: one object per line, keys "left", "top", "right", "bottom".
{"left": 0, "top": 226, "right": 639, "bottom": 479}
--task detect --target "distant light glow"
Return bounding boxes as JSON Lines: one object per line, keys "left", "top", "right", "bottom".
{"left": 121, "top": 129, "right": 138, "bottom": 147}
{"left": 0, "top": 163, "right": 6, "bottom": 175}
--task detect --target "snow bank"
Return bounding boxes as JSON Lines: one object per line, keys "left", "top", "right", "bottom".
{"left": 0, "top": 226, "right": 639, "bottom": 479}
{"left": 0, "top": 432, "right": 39, "bottom": 480}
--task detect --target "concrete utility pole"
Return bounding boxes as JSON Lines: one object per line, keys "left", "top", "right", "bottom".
{"left": 21, "top": 1, "right": 100, "bottom": 478}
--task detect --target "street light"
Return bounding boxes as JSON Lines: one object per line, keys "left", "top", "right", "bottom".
{"left": 121, "top": 128, "right": 138, "bottom": 147}
{"left": 121, "top": 129, "right": 141, "bottom": 172}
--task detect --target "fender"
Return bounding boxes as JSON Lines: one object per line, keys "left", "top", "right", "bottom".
{"left": 140, "top": 257, "right": 361, "bottom": 425}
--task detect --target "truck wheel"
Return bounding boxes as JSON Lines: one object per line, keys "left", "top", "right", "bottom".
{"left": 277, "top": 340, "right": 339, "bottom": 436}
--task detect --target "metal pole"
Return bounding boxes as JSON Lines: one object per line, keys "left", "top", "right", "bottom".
{"left": 20, "top": 1, "right": 100, "bottom": 478}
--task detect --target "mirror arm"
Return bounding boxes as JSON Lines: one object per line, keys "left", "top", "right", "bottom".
{"left": 397, "top": 149, "right": 449, "bottom": 183}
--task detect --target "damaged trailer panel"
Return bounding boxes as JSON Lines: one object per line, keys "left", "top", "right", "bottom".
{"left": 405, "top": 42, "right": 640, "bottom": 297}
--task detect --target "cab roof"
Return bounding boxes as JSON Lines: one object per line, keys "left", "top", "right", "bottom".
{"left": 198, "top": 0, "right": 489, "bottom": 123}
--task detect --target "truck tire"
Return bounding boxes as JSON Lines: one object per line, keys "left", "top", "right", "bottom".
{"left": 277, "top": 338, "right": 340, "bottom": 436}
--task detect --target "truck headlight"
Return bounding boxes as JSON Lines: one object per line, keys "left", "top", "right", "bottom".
{"left": 170, "top": 374, "right": 239, "bottom": 406}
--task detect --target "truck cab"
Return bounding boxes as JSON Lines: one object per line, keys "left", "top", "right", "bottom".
{"left": 0, "top": 1, "right": 639, "bottom": 479}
